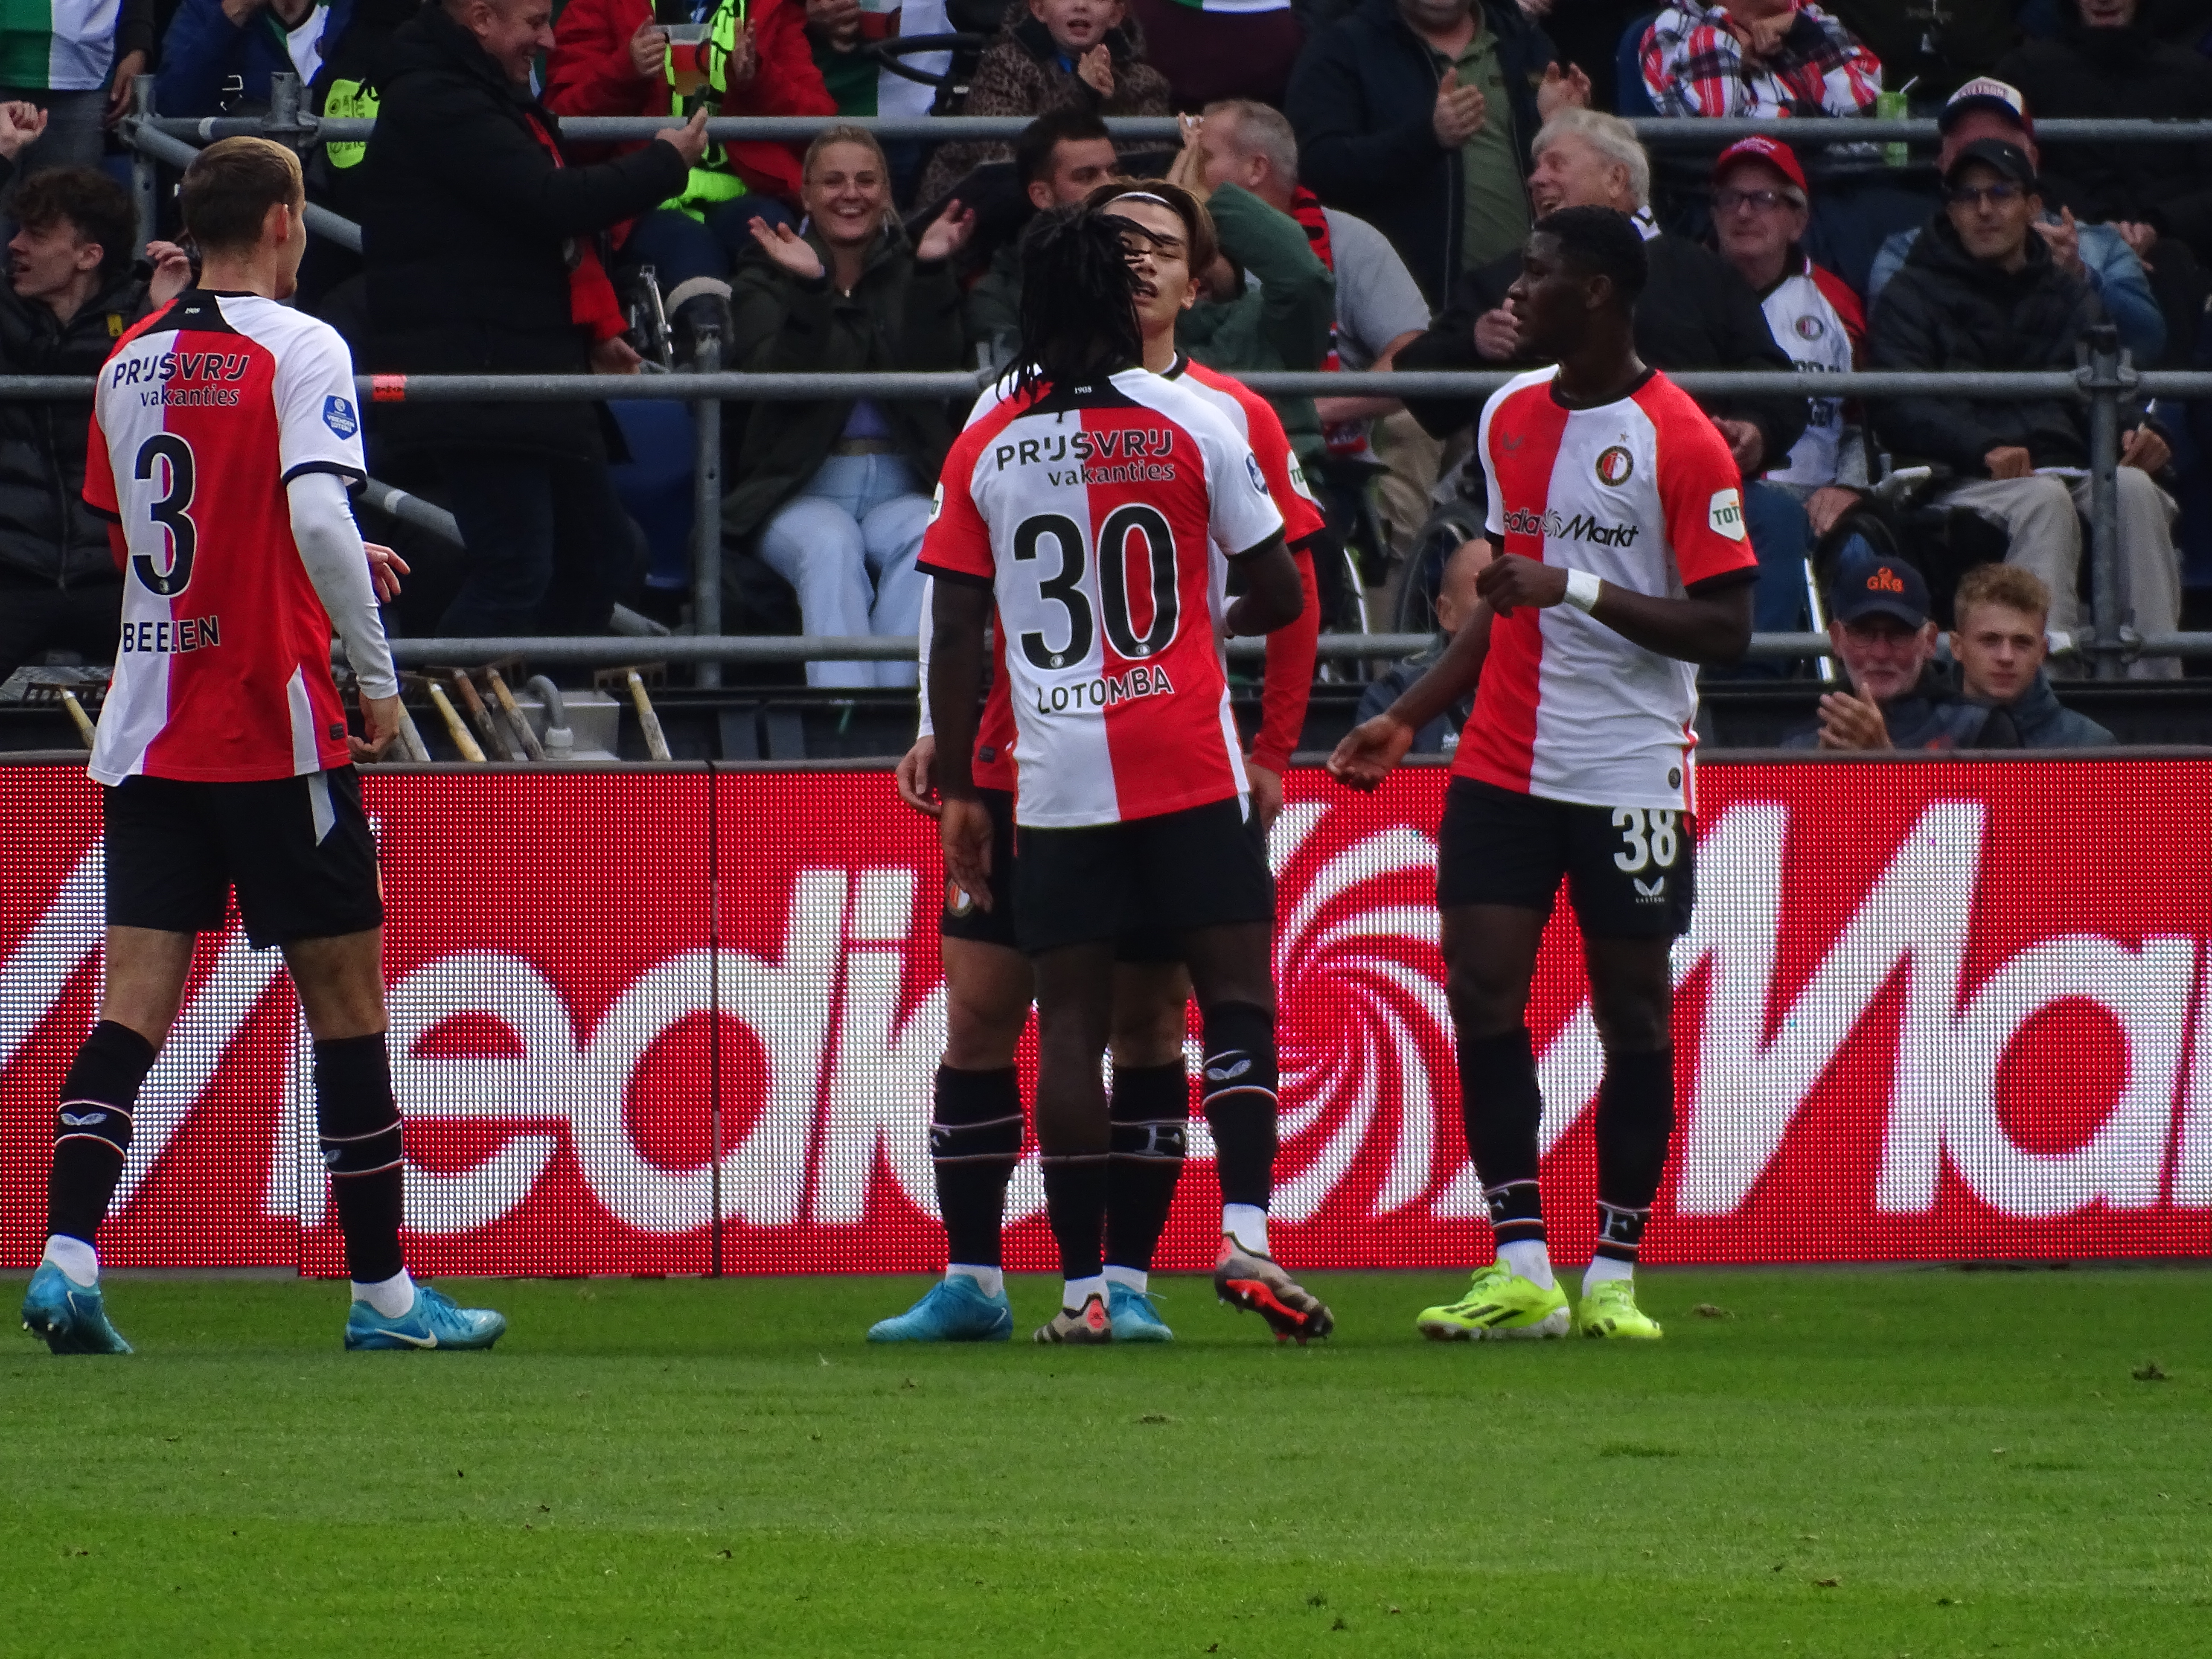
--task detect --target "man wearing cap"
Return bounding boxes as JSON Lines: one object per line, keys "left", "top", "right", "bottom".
{"left": 1781, "top": 549, "right": 1985, "bottom": 750}
{"left": 1708, "top": 135, "right": 1868, "bottom": 549}
{"left": 1867, "top": 78, "right": 2165, "bottom": 366}
{"left": 1869, "top": 133, "right": 2182, "bottom": 675}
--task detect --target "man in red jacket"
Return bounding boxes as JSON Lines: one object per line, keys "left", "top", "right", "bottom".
{"left": 548, "top": 0, "right": 833, "bottom": 323}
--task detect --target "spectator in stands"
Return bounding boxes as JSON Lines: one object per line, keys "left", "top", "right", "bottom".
{"left": 1191, "top": 101, "right": 1430, "bottom": 461}
{"left": 1395, "top": 110, "right": 1813, "bottom": 635}
{"left": 725, "top": 126, "right": 974, "bottom": 688}
{"left": 362, "top": 0, "right": 713, "bottom": 638}
{"left": 0, "top": 146, "right": 188, "bottom": 682}
{"left": 1869, "top": 137, "right": 2183, "bottom": 673}
{"left": 1868, "top": 79, "right": 2166, "bottom": 368}
{"left": 1639, "top": 0, "right": 1882, "bottom": 119}
{"left": 916, "top": 0, "right": 1173, "bottom": 207}
{"left": 157, "top": 0, "right": 423, "bottom": 306}
{"left": 1356, "top": 531, "right": 1485, "bottom": 752}
{"left": 159, "top": 0, "right": 369, "bottom": 115}
{"left": 0, "top": 0, "right": 147, "bottom": 189}
{"left": 1161, "top": 114, "right": 1336, "bottom": 487}
{"left": 548, "top": 0, "right": 830, "bottom": 323}
{"left": 962, "top": 109, "right": 1118, "bottom": 360}
{"left": 1782, "top": 546, "right": 1986, "bottom": 749}
{"left": 1821, "top": 0, "right": 2016, "bottom": 99}
{"left": 1950, "top": 563, "right": 2116, "bottom": 745}
{"left": 1995, "top": 0, "right": 2212, "bottom": 267}
{"left": 1126, "top": 0, "right": 1306, "bottom": 110}
{"left": 1708, "top": 136, "right": 1868, "bottom": 548}
{"left": 1191, "top": 96, "right": 1438, "bottom": 590}
{"left": 1284, "top": 0, "right": 1586, "bottom": 306}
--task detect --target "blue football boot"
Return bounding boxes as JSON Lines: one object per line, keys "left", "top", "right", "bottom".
{"left": 21, "top": 1261, "right": 132, "bottom": 1355}
{"left": 1107, "top": 1282, "right": 1174, "bottom": 1342}
{"left": 867, "top": 1275, "right": 1013, "bottom": 1342}
{"left": 344, "top": 1285, "right": 506, "bottom": 1351}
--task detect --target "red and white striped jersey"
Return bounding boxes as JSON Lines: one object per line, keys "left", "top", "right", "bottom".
{"left": 83, "top": 290, "right": 368, "bottom": 786}
{"left": 918, "top": 367, "right": 1284, "bottom": 828}
{"left": 1454, "top": 366, "right": 1757, "bottom": 812}
{"left": 923, "top": 357, "right": 1324, "bottom": 791}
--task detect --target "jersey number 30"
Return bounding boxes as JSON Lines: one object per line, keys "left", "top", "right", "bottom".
{"left": 1011, "top": 507, "right": 1179, "bottom": 671}
{"left": 131, "top": 434, "right": 198, "bottom": 596}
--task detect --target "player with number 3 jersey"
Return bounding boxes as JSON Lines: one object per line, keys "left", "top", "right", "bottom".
{"left": 21, "top": 138, "right": 504, "bottom": 1360}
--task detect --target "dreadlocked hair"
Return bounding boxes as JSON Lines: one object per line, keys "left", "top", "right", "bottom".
{"left": 1014, "top": 203, "right": 1144, "bottom": 402}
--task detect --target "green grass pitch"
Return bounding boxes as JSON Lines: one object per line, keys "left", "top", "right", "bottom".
{"left": 4, "top": 1267, "right": 2207, "bottom": 1656}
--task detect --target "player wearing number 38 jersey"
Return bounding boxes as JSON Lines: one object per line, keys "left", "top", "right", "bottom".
{"left": 1330, "top": 208, "right": 1758, "bottom": 1348}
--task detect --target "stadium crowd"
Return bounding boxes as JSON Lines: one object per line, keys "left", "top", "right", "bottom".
{"left": 7, "top": 0, "right": 2212, "bottom": 733}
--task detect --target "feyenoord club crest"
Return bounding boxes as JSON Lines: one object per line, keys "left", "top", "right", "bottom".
{"left": 946, "top": 881, "right": 976, "bottom": 918}
{"left": 1595, "top": 445, "right": 1633, "bottom": 486}
{"left": 1795, "top": 314, "right": 1827, "bottom": 341}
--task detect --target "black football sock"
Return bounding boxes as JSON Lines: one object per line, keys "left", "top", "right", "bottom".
{"left": 1592, "top": 1046, "right": 1676, "bottom": 1275}
{"left": 1458, "top": 1025, "right": 1548, "bottom": 1275}
{"left": 1104, "top": 1062, "right": 1188, "bottom": 1277}
{"left": 47, "top": 1020, "right": 157, "bottom": 1249}
{"left": 930, "top": 1064, "right": 1022, "bottom": 1272}
{"left": 1040, "top": 1153, "right": 1109, "bottom": 1301}
{"left": 314, "top": 1033, "right": 407, "bottom": 1287}
{"left": 1200, "top": 1000, "right": 1278, "bottom": 1216}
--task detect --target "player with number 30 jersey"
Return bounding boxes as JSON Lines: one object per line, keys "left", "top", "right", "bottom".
{"left": 920, "top": 367, "right": 1284, "bottom": 827}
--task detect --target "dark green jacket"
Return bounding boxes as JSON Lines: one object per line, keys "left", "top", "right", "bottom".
{"left": 1176, "top": 183, "right": 1336, "bottom": 466}
{"left": 963, "top": 239, "right": 1022, "bottom": 365}
{"left": 722, "top": 224, "right": 968, "bottom": 541}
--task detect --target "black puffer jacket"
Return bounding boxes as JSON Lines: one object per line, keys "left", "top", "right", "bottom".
{"left": 1867, "top": 211, "right": 2105, "bottom": 473}
{"left": 721, "top": 226, "right": 966, "bottom": 541}
{"left": 0, "top": 263, "right": 153, "bottom": 588}
{"left": 1994, "top": 6, "right": 2212, "bottom": 260}
{"left": 1284, "top": 0, "right": 1559, "bottom": 305}
{"left": 1396, "top": 230, "right": 1808, "bottom": 469}
{"left": 359, "top": 1, "right": 687, "bottom": 459}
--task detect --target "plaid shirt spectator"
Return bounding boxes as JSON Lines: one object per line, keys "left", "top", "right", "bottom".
{"left": 1640, "top": 1, "right": 1882, "bottom": 120}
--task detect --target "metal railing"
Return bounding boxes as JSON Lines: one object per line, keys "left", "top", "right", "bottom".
{"left": 75, "top": 87, "right": 2212, "bottom": 679}
{"left": 15, "top": 354, "right": 2197, "bottom": 675}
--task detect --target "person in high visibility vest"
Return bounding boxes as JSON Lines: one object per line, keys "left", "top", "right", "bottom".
{"left": 546, "top": 0, "right": 833, "bottom": 340}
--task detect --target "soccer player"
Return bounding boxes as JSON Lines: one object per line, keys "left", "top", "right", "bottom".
{"left": 872, "top": 181, "right": 1335, "bottom": 1346}
{"left": 917, "top": 201, "right": 1306, "bottom": 1344}
{"left": 18, "top": 137, "right": 506, "bottom": 1356}
{"left": 1328, "top": 207, "right": 1756, "bottom": 1342}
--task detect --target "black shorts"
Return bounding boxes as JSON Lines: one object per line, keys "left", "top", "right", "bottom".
{"left": 1435, "top": 777, "right": 1695, "bottom": 940}
{"left": 940, "top": 786, "right": 1022, "bottom": 951}
{"left": 1014, "top": 797, "right": 1274, "bottom": 956}
{"left": 104, "top": 767, "right": 384, "bottom": 950}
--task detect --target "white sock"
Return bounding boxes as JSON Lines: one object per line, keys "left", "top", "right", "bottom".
{"left": 1498, "top": 1239, "right": 1554, "bottom": 1290}
{"left": 946, "top": 1263, "right": 1004, "bottom": 1299}
{"left": 1582, "top": 1255, "right": 1634, "bottom": 1296}
{"left": 1062, "top": 1273, "right": 1106, "bottom": 1311}
{"left": 351, "top": 1269, "right": 416, "bottom": 1319}
{"left": 1222, "top": 1203, "right": 1270, "bottom": 1257}
{"left": 43, "top": 1234, "right": 98, "bottom": 1288}
{"left": 1102, "top": 1265, "right": 1147, "bottom": 1293}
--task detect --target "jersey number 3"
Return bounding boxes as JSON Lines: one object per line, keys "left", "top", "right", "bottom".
{"left": 1011, "top": 508, "right": 1179, "bottom": 671}
{"left": 131, "top": 434, "right": 198, "bottom": 597}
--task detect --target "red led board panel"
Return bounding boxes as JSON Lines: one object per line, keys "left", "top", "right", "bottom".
{"left": 3, "top": 760, "right": 2207, "bottom": 1273}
